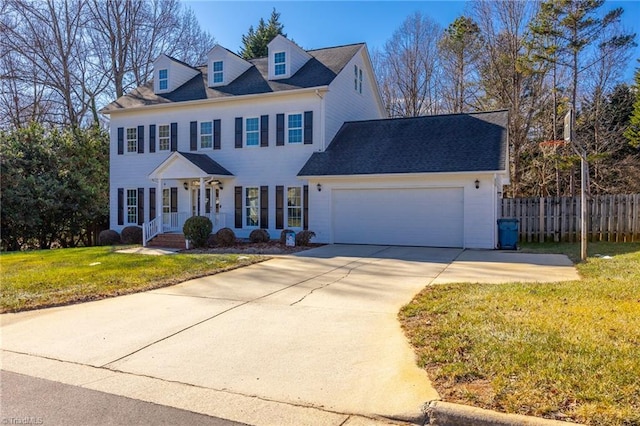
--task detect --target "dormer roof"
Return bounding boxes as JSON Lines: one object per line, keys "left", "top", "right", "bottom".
{"left": 206, "top": 45, "right": 252, "bottom": 87}
{"left": 267, "top": 34, "right": 312, "bottom": 80}
{"left": 153, "top": 54, "right": 200, "bottom": 94}
{"left": 102, "top": 42, "right": 365, "bottom": 113}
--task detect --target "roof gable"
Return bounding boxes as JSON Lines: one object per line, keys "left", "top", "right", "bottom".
{"left": 149, "top": 152, "right": 233, "bottom": 180}
{"left": 298, "top": 110, "right": 509, "bottom": 177}
{"left": 153, "top": 54, "right": 200, "bottom": 94}
{"left": 206, "top": 45, "right": 252, "bottom": 87}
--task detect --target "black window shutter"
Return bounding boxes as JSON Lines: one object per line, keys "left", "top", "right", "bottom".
{"left": 149, "top": 188, "right": 156, "bottom": 221}
{"left": 117, "top": 188, "right": 124, "bottom": 225}
{"left": 276, "top": 114, "right": 284, "bottom": 146}
{"left": 260, "top": 186, "right": 269, "bottom": 229}
{"left": 190, "top": 121, "right": 197, "bottom": 151}
{"left": 137, "top": 125, "right": 145, "bottom": 153}
{"left": 170, "top": 187, "right": 178, "bottom": 212}
{"left": 275, "top": 185, "right": 284, "bottom": 229}
{"left": 234, "top": 186, "right": 243, "bottom": 228}
{"left": 137, "top": 188, "right": 145, "bottom": 225}
{"left": 170, "top": 123, "right": 178, "bottom": 151}
{"left": 117, "top": 127, "right": 124, "bottom": 155}
{"left": 149, "top": 124, "right": 156, "bottom": 153}
{"left": 304, "top": 111, "right": 313, "bottom": 144}
{"left": 213, "top": 119, "right": 221, "bottom": 150}
{"left": 303, "top": 185, "right": 309, "bottom": 230}
{"left": 260, "top": 115, "right": 269, "bottom": 147}
{"left": 235, "top": 117, "right": 243, "bottom": 148}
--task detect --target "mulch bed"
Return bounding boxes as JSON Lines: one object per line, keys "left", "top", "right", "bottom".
{"left": 184, "top": 241, "right": 324, "bottom": 255}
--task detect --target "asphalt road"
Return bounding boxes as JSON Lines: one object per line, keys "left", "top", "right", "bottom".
{"left": 0, "top": 370, "right": 245, "bottom": 426}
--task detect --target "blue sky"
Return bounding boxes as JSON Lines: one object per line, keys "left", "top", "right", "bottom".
{"left": 185, "top": 1, "right": 640, "bottom": 82}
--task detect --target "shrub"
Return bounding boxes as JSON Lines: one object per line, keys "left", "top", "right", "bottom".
{"left": 183, "top": 216, "right": 213, "bottom": 248}
{"left": 207, "top": 233, "right": 218, "bottom": 248}
{"left": 121, "top": 226, "right": 142, "bottom": 244}
{"left": 98, "top": 229, "right": 120, "bottom": 246}
{"left": 295, "top": 230, "right": 316, "bottom": 246}
{"left": 279, "top": 229, "right": 295, "bottom": 244}
{"left": 249, "top": 229, "right": 270, "bottom": 243}
{"left": 216, "top": 227, "right": 236, "bottom": 247}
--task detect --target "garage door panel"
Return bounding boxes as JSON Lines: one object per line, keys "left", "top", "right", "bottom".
{"left": 332, "top": 188, "right": 463, "bottom": 247}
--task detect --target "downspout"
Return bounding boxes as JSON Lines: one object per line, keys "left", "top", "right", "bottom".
{"left": 315, "top": 89, "right": 326, "bottom": 151}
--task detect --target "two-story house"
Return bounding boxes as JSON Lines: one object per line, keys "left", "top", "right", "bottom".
{"left": 102, "top": 35, "right": 509, "bottom": 249}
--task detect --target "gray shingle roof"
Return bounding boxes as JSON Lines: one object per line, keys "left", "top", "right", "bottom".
{"left": 298, "top": 110, "right": 509, "bottom": 177}
{"left": 102, "top": 44, "right": 363, "bottom": 112}
{"left": 179, "top": 152, "right": 233, "bottom": 176}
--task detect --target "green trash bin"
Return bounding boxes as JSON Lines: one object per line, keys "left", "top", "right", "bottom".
{"left": 497, "top": 218, "right": 519, "bottom": 250}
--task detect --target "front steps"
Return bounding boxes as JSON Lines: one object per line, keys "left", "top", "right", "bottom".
{"left": 147, "top": 233, "right": 186, "bottom": 249}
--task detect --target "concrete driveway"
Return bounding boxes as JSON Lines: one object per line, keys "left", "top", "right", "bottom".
{"left": 0, "top": 245, "right": 579, "bottom": 425}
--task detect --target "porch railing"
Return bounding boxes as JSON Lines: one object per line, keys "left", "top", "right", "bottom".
{"left": 142, "top": 217, "right": 161, "bottom": 247}
{"left": 143, "top": 212, "right": 228, "bottom": 246}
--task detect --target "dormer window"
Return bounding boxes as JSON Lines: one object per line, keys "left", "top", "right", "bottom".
{"left": 212, "top": 61, "right": 223, "bottom": 84}
{"left": 274, "top": 52, "right": 286, "bottom": 76}
{"left": 158, "top": 69, "right": 168, "bottom": 91}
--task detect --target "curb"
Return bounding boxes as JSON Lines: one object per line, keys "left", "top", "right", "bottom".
{"left": 426, "top": 401, "right": 579, "bottom": 426}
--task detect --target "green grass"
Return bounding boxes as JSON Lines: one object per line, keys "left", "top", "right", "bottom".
{"left": 399, "top": 242, "right": 640, "bottom": 426}
{"left": 1, "top": 246, "right": 264, "bottom": 313}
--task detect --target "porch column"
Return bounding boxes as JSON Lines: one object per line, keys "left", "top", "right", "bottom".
{"left": 199, "top": 177, "right": 206, "bottom": 218}
{"left": 157, "top": 178, "right": 163, "bottom": 221}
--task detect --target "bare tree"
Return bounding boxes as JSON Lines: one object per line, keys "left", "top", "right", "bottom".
{"left": 0, "top": 0, "right": 214, "bottom": 129}
{"left": 376, "top": 12, "right": 442, "bottom": 117}
{"left": 472, "top": 0, "right": 548, "bottom": 197}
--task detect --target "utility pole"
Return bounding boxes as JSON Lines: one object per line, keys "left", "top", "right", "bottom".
{"left": 565, "top": 108, "right": 587, "bottom": 261}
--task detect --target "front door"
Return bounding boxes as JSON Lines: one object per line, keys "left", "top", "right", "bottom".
{"left": 192, "top": 188, "right": 214, "bottom": 216}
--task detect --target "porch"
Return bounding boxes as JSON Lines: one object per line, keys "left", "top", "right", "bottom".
{"left": 143, "top": 151, "right": 234, "bottom": 247}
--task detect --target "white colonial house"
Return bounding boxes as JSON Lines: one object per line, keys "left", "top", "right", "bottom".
{"left": 102, "top": 35, "right": 509, "bottom": 249}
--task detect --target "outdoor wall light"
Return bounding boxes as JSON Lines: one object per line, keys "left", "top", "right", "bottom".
{"left": 317, "top": 183, "right": 322, "bottom": 192}
{"left": 475, "top": 179, "right": 480, "bottom": 189}
{"left": 183, "top": 182, "right": 189, "bottom": 190}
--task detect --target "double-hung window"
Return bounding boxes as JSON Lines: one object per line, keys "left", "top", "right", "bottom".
{"left": 200, "top": 121, "right": 213, "bottom": 149}
{"left": 287, "top": 113, "right": 303, "bottom": 144}
{"left": 287, "top": 187, "right": 302, "bottom": 228}
{"left": 126, "top": 189, "right": 138, "bottom": 224}
{"left": 126, "top": 127, "right": 137, "bottom": 153}
{"left": 274, "top": 52, "right": 286, "bottom": 76}
{"left": 158, "top": 69, "right": 168, "bottom": 90}
{"left": 245, "top": 187, "right": 259, "bottom": 227}
{"left": 245, "top": 117, "right": 259, "bottom": 147}
{"left": 212, "top": 61, "right": 223, "bottom": 84}
{"left": 158, "top": 125, "right": 170, "bottom": 151}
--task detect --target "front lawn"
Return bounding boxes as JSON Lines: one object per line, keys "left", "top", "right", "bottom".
{"left": 1, "top": 246, "right": 264, "bottom": 313}
{"left": 400, "top": 242, "right": 640, "bottom": 426}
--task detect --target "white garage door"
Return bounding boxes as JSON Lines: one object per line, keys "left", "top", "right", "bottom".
{"left": 332, "top": 187, "right": 464, "bottom": 247}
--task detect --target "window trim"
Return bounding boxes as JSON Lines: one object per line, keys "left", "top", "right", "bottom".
{"left": 245, "top": 186, "right": 260, "bottom": 228}
{"left": 212, "top": 61, "right": 223, "bottom": 84}
{"left": 158, "top": 68, "right": 168, "bottom": 91}
{"left": 126, "top": 127, "right": 137, "bottom": 154}
{"left": 126, "top": 188, "right": 138, "bottom": 225}
{"left": 200, "top": 121, "right": 213, "bottom": 150}
{"left": 286, "top": 112, "right": 303, "bottom": 144}
{"left": 245, "top": 117, "right": 260, "bottom": 147}
{"left": 274, "top": 51, "right": 286, "bottom": 76}
{"left": 158, "top": 124, "right": 170, "bottom": 151}
{"left": 286, "top": 186, "right": 303, "bottom": 229}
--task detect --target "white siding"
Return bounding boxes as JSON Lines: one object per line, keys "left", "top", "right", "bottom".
{"left": 324, "top": 47, "right": 386, "bottom": 147}
{"left": 308, "top": 174, "right": 502, "bottom": 249}
{"left": 108, "top": 92, "right": 322, "bottom": 238}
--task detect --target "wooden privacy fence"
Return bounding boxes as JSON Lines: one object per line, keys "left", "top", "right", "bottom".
{"left": 500, "top": 194, "right": 640, "bottom": 243}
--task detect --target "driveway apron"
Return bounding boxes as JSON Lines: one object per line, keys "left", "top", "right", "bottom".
{"left": 1, "top": 245, "right": 457, "bottom": 421}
